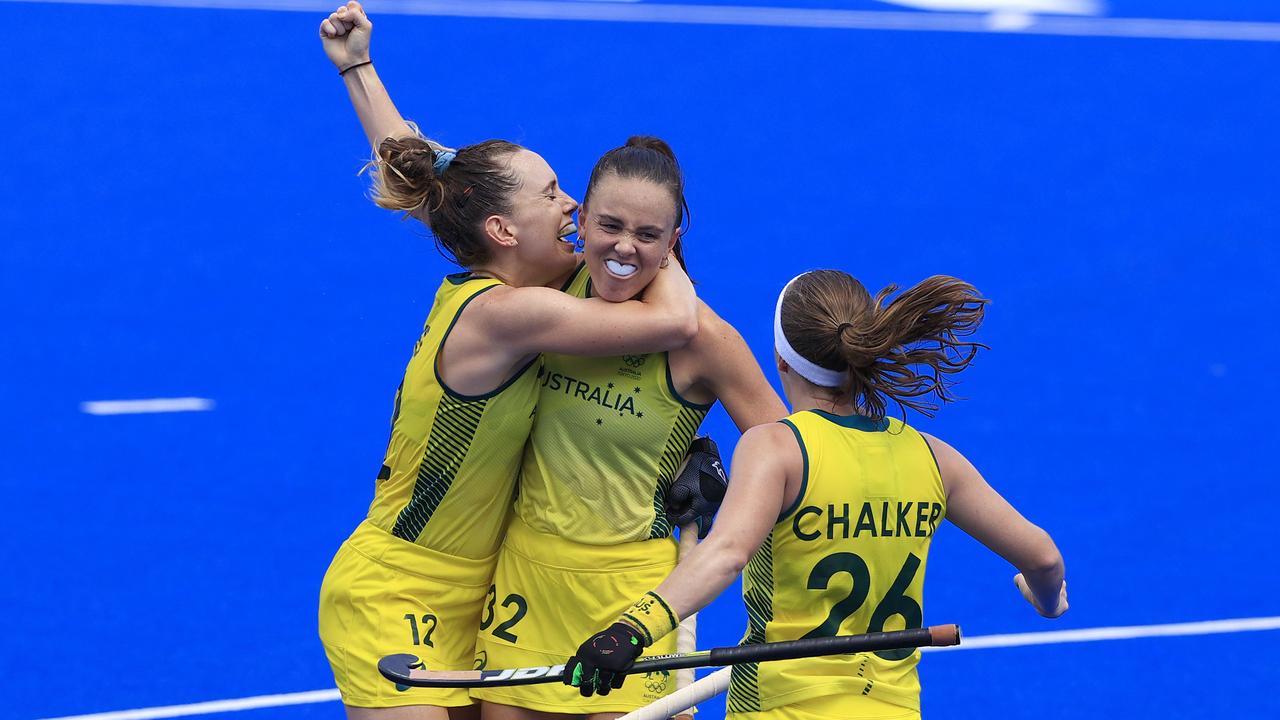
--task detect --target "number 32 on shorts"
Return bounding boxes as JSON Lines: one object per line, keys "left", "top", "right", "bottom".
{"left": 480, "top": 584, "right": 528, "bottom": 643}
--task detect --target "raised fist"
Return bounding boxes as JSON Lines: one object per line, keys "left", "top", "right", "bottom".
{"left": 319, "top": 1, "right": 372, "bottom": 70}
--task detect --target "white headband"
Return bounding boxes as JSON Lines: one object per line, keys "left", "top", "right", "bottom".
{"left": 774, "top": 274, "right": 849, "bottom": 388}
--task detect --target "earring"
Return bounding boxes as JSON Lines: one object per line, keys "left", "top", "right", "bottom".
{"left": 660, "top": 256, "right": 670, "bottom": 268}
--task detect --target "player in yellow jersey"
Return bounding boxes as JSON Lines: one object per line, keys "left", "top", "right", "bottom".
{"left": 320, "top": 5, "right": 787, "bottom": 718}
{"left": 317, "top": 11, "right": 708, "bottom": 720}
{"left": 472, "top": 139, "right": 788, "bottom": 720}
{"left": 567, "top": 271, "right": 1069, "bottom": 720}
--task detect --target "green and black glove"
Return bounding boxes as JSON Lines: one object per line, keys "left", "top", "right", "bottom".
{"left": 564, "top": 622, "right": 646, "bottom": 697}
{"left": 565, "top": 591, "right": 681, "bottom": 696}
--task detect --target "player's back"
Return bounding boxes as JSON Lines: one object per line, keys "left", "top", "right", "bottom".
{"left": 365, "top": 272, "right": 540, "bottom": 560}
{"left": 728, "top": 409, "right": 945, "bottom": 717}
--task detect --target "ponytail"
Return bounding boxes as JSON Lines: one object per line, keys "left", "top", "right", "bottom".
{"left": 780, "top": 271, "right": 988, "bottom": 419}
{"left": 367, "top": 127, "right": 524, "bottom": 268}
{"left": 370, "top": 135, "right": 446, "bottom": 214}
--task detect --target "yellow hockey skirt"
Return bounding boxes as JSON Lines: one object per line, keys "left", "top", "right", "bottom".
{"left": 318, "top": 520, "right": 495, "bottom": 708}
{"left": 471, "top": 514, "right": 680, "bottom": 714}
{"left": 730, "top": 693, "right": 921, "bottom": 720}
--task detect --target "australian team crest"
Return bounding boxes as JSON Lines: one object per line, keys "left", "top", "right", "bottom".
{"left": 644, "top": 669, "right": 671, "bottom": 694}
{"left": 619, "top": 353, "right": 648, "bottom": 379}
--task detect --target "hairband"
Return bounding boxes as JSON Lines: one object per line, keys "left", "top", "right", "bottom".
{"left": 774, "top": 274, "right": 849, "bottom": 388}
{"left": 433, "top": 150, "right": 456, "bottom": 175}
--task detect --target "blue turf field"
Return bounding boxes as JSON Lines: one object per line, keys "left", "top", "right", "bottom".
{"left": 3, "top": 1, "right": 1279, "bottom": 718}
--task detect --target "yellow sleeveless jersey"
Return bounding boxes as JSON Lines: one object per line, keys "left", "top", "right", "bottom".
{"left": 514, "top": 265, "right": 712, "bottom": 545}
{"left": 727, "top": 410, "right": 946, "bottom": 715}
{"left": 365, "top": 273, "right": 539, "bottom": 560}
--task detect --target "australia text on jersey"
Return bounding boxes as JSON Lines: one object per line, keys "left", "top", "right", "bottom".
{"left": 538, "top": 368, "right": 642, "bottom": 417}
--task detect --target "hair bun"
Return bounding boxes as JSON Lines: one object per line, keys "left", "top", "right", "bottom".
{"left": 625, "top": 135, "right": 678, "bottom": 165}
{"left": 409, "top": 147, "right": 436, "bottom": 164}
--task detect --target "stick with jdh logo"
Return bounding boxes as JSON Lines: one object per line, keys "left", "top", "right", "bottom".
{"left": 379, "top": 625, "right": 960, "bottom": 689}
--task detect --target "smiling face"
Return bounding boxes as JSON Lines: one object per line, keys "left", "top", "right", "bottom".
{"left": 579, "top": 174, "right": 680, "bottom": 302}
{"left": 502, "top": 149, "right": 580, "bottom": 284}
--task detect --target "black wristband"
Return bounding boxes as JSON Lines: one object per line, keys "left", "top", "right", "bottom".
{"left": 338, "top": 60, "right": 372, "bottom": 76}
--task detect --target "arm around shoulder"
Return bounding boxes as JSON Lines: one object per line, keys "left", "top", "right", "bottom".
{"left": 471, "top": 278, "right": 698, "bottom": 358}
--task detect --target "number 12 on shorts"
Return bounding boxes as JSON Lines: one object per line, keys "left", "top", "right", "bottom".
{"left": 404, "top": 613, "right": 438, "bottom": 647}
{"left": 803, "top": 552, "right": 922, "bottom": 661}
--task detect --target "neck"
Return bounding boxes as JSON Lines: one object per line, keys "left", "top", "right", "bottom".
{"left": 469, "top": 258, "right": 524, "bottom": 287}
{"left": 784, "top": 379, "right": 858, "bottom": 416}
{"left": 545, "top": 262, "right": 581, "bottom": 290}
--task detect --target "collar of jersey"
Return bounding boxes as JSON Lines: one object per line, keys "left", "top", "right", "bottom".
{"left": 807, "top": 409, "right": 890, "bottom": 432}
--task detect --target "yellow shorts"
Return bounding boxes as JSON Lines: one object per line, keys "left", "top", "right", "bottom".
{"left": 730, "top": 693, "right": 920, "bottom": 720}
{"left": 470, "top": 515, "right": 680, "bottom": 714}
{"left": 318, "top": 520, "right": 496, "bottom": 708}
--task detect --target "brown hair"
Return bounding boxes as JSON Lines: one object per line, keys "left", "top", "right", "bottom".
{"left": 781, "top": 271, "right": 989, "bottom": 419}
{"left": 584, "top": 135, "right": 691, "bottom": 270}
{"left": 369, "top": 131, "right": 524, "bottom": 267}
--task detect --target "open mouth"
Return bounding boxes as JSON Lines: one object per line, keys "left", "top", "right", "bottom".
{"left": 604, "top": 259, "right": 638, "bottom": 278}
{"left": 557, "top": 222, "right": 578, "bottom": 244}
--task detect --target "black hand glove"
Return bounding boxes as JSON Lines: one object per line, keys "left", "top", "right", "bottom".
{"left": 563, "top": 622, "right": 646, "bottom": 697}
{"left": 665, "top": 436, "right": 728, "bottom": 539}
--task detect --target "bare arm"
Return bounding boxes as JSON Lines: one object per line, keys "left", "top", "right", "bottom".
{"left": 562, "top": 428, "right": 797, "bottom": 695}
{"left": 684, "top": 304, "right": 789, "bottom": 430}
{"left": 924, "top": 432, "right": 1068, "bottom": 618}
{"left": 468, "top": 261, "right": 698, "bottom": 357}
{"left": 319, "top": 2, "right": 437, "bottom": 149}
{"left": 653, "top": 423, "right": 800, "bottom": 619}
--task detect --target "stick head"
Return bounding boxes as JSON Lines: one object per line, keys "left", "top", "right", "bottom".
{"left": 378, "top": 653, "right": 423, "bottom": 684}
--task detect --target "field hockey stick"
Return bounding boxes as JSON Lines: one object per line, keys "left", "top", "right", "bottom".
{"left": 379, "top": 624, "right": 961, "bottom": 689}
{"left": 620, "top": 667, "right": 730, "bottom": 720}
{"left": 672, "top": 522, "right": 698, "bottom": 720}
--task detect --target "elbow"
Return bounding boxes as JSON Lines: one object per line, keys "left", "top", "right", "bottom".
{"left": 668, "top": 313, "right": 700, "bottom": 348}
{"left": 701, "top": 532, "right": 753, "bottom": 578}
{"left": 719, "top": 540, "right": 755, "bottom": 579}
{"left": 1024, "top": 529, "right": 1064, "bottom": 576}
{"left": 1028, "top": 552, "right": 1064, "bottom": 578}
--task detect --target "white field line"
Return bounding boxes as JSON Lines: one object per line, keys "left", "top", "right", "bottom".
{"left": 924, "top": 614, "right": 1280, "bottom": 651}
{"left": 37, "top": 615, "right": 1280, "bottom": 720}
{"left": 80, "top": 397, "right": 215, "bottom": 415}
{"left": 877, "top": 0, "right": 1100, "bottom": 15}
{"left": 6, "top": 0, "right": 1280, "bottom": 43}
{"left": 37, "top": 690, "right": 341, "bottom": 720}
